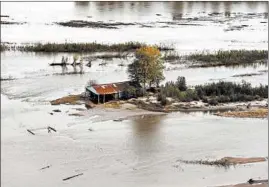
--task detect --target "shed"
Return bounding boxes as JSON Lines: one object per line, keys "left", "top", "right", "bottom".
{"left": 85, "top": 81, "right": 131, "bottom": 103}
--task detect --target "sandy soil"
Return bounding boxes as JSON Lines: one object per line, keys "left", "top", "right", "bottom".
{"left": 50, "top": 95, "right": 267, "bottom": 119}
{"left": 79, "top": 103, "right": 166, "bottom": 122}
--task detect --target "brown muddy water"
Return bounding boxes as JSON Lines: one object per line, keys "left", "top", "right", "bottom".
{"left": 1, "top": 2, "right": 268, "bottom": 187}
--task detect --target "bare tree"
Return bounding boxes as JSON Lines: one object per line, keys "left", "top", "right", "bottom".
{"left": 86, "top": 79, "right": 97, "bottom": 87}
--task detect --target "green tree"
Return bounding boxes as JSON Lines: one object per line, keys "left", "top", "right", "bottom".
{"left": 176, "top": 76, "right": 187, "bottom": 91}
{"left": 127, "top": 46, "right": 164, "bottom": 95}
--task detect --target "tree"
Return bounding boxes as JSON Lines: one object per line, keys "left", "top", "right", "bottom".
{"left": 73, "top": 54, "right": 79, "bottom": 66}
{"left": 127, "top": 46, "right": 164, "bottom": 95}
{"left": 86, "top": 79, "right": 97, "bottom": 87}
{"left": 176, "top": 76, "right": 187, "bottom": 91}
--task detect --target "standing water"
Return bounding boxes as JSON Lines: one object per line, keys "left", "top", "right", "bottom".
{"left": 1, "top": 2, "right": 268, "bottom": 187}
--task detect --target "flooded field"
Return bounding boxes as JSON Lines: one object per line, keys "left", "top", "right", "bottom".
{"left": 1, "top": 2, "right": 268, "bottom": 187}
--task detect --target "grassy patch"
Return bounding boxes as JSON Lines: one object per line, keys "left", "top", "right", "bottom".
{"left": 0, "top": 44, "right": 8, "bottom": 51}
{"left": 50, "top": 95, "right": 82, "bottom": 105}
{"left": 56, "top": 20, "right": 135, "bottom": 29}
{"left": 188, "top": 50, "right": 267, "bottom": 67}
{"left": 163, "top": 52, "right": 181, "bottom": 62}
{"left": 216, "top": 108, "right": 268, "bottom": 118}
{"left": 15, "top": 42, "right": 174, "bottom": 53}
{"left": 83, "top": 53, "right": 130, "bottom": 61}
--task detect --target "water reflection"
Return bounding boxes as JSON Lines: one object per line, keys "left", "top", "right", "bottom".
{"left": 74, "top": 1, "right": 89, "bottom": 16}
{"left": 246, "top": 1, "right": 259, "bottom": 10}
{"left": 74, "top": 1, "right": 89, "bottom": 7}
{"left": 130, "top": 115, "right": 165, "bottom": 158}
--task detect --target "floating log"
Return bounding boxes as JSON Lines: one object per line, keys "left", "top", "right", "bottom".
{"left": 49, "top": 63, "right": 70, "bottom": 66}
{"left": 62, "top": 173, "right": 83, "bottom": 181}
{"left": 27, "top": 129, "right": 35, "bottom": 135}
{"left": 113, "top": 118, "right": 123, "bottom": 122}
{"left": 49, "top": 63, "right": 83, "bottom": 67}
{"left": 48, "top": 126, "right": 57, "bottom": 132}
{"left": 248, "top": 178, "right": 268, "bottom": 184}
{"left": 70, "top": 62, "right": 82, "bottom": 66}
{"left": 40, "top": 165, "right": 51, "bottom": 170}
{"left": 86, "top": 61, "right": 92, "bottom": 67}
{"left": 52, "top": 109, "right": 61, "bottom": 112}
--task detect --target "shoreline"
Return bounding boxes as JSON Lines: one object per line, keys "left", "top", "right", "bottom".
{"left": 50, "top": 95, "right": 268, "bottom": 119}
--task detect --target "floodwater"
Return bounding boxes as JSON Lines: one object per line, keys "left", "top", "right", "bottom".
{"left": 1, "top": 2, "right": 268, "bottom": 52}
{"left": 1, "top": 2, "right": 268, "bottom": 187}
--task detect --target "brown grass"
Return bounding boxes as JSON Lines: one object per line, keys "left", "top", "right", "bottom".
{"left": 216, "top": 108, "right": 268, "bottom": 118}
{"left": 103, "top": 101, "right": 121, "bottom": 109}
{"left": 50, "top": 95, "right": 82, "bottom": 105}
{"left": 178, "top": 156, "right": 266, "bottom": 167}
{"left": 222, "top": 157, "right": 266, "bottom": 164}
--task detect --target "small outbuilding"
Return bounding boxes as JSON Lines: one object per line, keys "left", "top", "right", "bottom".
{"left": 85, "top": 81, "right": 132, "bottom": 103}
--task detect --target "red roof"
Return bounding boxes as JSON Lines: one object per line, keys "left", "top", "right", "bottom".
{"left": 92, "top": 85, "right": 117, "bottom": 95}
{"left": 90, "top": 81, "right": 129, "bottom": 95}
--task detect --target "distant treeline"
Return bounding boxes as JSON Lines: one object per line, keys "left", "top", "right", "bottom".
{"left": 188, "top": 50, "right": 268, "bottom": 67}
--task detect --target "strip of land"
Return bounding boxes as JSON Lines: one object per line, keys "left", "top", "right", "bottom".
{"left": 5, "top": 42, "right": 173, "bottom": 52}
{"left": 215, "top": 108, "right": 268, "bottom": 118}
{"left": 178, "top": 157, "right": 267, "bottom": 167}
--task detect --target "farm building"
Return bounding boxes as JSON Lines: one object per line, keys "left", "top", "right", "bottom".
{"left": 85, "top": 81, "right": 134, "bottom": 103}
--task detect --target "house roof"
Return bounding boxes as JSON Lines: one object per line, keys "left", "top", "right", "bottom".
{"left": 86, "top": 81, "right": 130, "bottom": 95}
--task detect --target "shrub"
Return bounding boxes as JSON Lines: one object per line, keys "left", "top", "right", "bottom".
{"left": 194, "top": 81, "right": 268, "bottom": 103}
{"left": 176, "top": 76, "right": 187, "bottom": 91}
{"left": 157, "top": 92, "right": 168, "bottom": 106}
{"left": 216, "top": 95, "right": 231, "bottom": 103}
{"left": 188, "top": 50, "right": 267, "bottom": 66}
{"left": 208, "top": 98, "right": 218, "bottom": 106}
{"left": 160, "top": 96, "right": 167, "bottom": 106}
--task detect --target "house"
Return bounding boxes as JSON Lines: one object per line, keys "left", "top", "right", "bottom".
{"left": 85, "top": 81, "right": 133, "bottom": 103}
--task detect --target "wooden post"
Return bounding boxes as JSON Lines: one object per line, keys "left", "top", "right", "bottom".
{"left": 103, "top": 94, "right": 105, "bottom": 103}
{"left": 98, "top": 95, "right": 100, "bottom": 104}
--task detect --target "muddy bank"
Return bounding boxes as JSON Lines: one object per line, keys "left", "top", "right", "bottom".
{"left": 50, "top": 94, "right": 83, "bottom": 105}
{"left": 1, "top": 21, "right": 26, "bottom": 25}
{"left": 215, "top": 108, "right": 268, "bottom": 118}
{"left": 55, "top": 20, "right": 135, "bottom": 29}
{"left": 218, "top": 180, "right": 268, "bottom": 187}
{"left": 1, "top": 77, "right": 16, "bottom": 81}
{"left": 232, "top": 73, "right": 264, "bottom": 77}
{"left": 68, "top": 103, "right": 166, "bottom": 123}
{"left": 55, "top": 20, "right": 202, "bottom": 29}
{"left": 127, "top": 97, "right": 267, "bottom": 114}
{"left": 178, "top": 157, "right": 267, "bottom": 167}
{"left": 50, "top": 94, "right": 267, "bottom": 116}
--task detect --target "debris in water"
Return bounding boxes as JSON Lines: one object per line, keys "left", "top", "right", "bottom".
{"left": 62, "top": 173, "right": 83, "bottom": 181}
{"left": 48, "top": 126, "right": 57, "bottom": 133}
{"left": 248, "top": 178, "right": 268, "bottom": 184}
{"left": 27, "top": 129, "right": 35, "bottom": 135}
{"left": 40, "top": 165, "right": 51, "bottom": 170}
{"left": 113, "top": 118, "right": 123, "bottom": 122}
{"left": 53, "top": 109, "right": 61, "bottom": 112}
